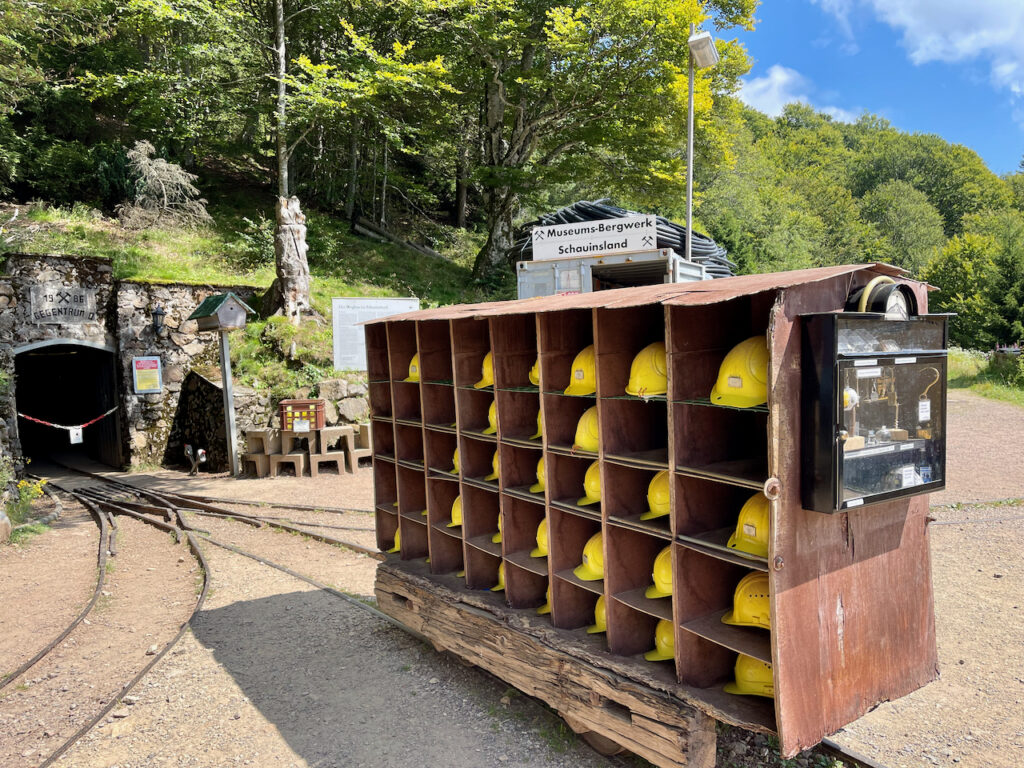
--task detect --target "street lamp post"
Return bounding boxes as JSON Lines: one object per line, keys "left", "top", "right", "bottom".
{"left": 685, "top": 24, "right": 719, "bottom": 264}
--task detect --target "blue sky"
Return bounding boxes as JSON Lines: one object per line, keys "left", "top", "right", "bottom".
{"left": 734, "top": 0, "right": 1024, "bottom": 175}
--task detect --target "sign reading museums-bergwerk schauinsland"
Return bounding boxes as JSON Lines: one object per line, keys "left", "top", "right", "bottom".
{"left": 531, "top": 215, "right": 657, "bottom": 261}
{"left": 30, "top": 284, "right": 98, "bottom": 324}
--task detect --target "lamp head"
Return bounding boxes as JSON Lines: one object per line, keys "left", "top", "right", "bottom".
{"left": 152, "top": 304, "right": 167, "bottom": 334}
{"left": 687, "top": 30, "right": 719, "bottom": 69}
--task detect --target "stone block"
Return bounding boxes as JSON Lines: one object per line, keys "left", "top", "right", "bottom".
{"left": 336, "top": 396, "right": 369, "bottom": 423}
{"left": 324, "top": 399, "right": 339, "bottom": 425}
{"left": 318, "top": 378, "right": 347, "bottom": 400}
{"left": 346, "top": 380, "right": 368, "bottom": 397}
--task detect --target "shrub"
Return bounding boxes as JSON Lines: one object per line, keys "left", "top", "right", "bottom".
{"left": 118, "top": 141, "right": 211, "bottom": 229}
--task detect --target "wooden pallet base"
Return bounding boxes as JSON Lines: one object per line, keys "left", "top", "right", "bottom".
{"left": 376, "top": 560, "right": 718, "bottom": 768}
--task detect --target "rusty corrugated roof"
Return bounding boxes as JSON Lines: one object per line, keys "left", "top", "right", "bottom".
{"left": 361, "top": 263, "right": 914, "bottom": 324}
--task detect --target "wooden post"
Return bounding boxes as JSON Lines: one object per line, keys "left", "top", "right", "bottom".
{"left": 219, "top": 329, "right": 239, "bottom": 476}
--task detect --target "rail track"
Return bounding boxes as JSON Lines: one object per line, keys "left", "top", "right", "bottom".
{"left": 8, "top": 463, "right": 887, "bottom": 768}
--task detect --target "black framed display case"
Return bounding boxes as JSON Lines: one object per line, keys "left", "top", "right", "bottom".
{"left": 801, "top": 312, "right": 948, "bottom": 513}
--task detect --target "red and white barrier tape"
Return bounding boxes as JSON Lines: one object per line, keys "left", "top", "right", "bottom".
{"left": 17, "top": 406, "right": 119, "bottom": 431}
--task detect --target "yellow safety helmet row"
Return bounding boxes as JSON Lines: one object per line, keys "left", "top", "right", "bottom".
{"left": 386, "top": 528, "right": 401, "bottom": 553}
{"left": 530, "top": 458, "right": 546, "bottom": 493}
{"left": 482, "top": 400, "right": 497, "bottom": 434}
{"left": 573, "top": 406, "right": 599, "bottom": 453}
{"left": 587, "top": 595, "right": 607, "bottom": 634}
{"left": 485, "top": 450, "right": 500, "bottom": 482}
{"left": 645, "top": 546, "right": 672, "bottom": 599}
{"left": 726, "top": 493, "right": 770, "bottom": 559}
{"left": 639, "top": 470, "right": 671, "bottom": 520}
{"left": 530, "top": 518, "right": 548, "bottom": 558}
{"left": 491, "top": 561, "right": 505, "bottom": 592}
{"left": 447, "top": 495, "right": 462, "bottom": 528}
{"left": 722, "top": 571, "right": 771, "bottom": 630}
{"left": 406, "top": 336, "right": 765, "bottom": 404}
{"left": 491, "top": 514, "right": 502, "bottom": 544}
{"left": 644, "top": 619, "right": 675, "bottom": 662}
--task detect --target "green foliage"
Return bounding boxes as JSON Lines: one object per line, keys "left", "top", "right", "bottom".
{"left": 922, "top": 233, "right": 998, "bottom": 348}
{"left": 859, "top": 180, "right": 946, "bottom": 273}
{"left": 947, "top": 348, "right": 1024, "bottom": 409}
{"left": 1, "top": 456, "right": 46, "bottom": 526}
{"left": 224, "top": 214, "right": 276, "bottom": 273}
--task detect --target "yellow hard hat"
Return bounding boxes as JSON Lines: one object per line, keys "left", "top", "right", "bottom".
{"left": 644, "top": 619, "right": 675, "bottom": 661}
{"left": 639, "top": 470, "right": 671, "bottom": 520}
{"left": 447, "top": 495, "right": 463, "bottom": 528}
{"left": 404, "top": 353, "right": 421, "bottom": 382}
{"left": 529, "top": 358, "right": 540, "bottom": 387}
{"left": 420, "top": 509, "right": 428, "bottom": 517}
{"left": 530, "top": 518, "right": 548, "bottom": 557}
{"left": 529, "top": 457, "right": 546, "bottom": 493}
{"left": 573, "top": 406, "right": 599, "bottom": 453}
{"left": 530, "top": 409, "right": 543, "bottom": 440}
{"left": 537, "top": 585, "right": 552, "bottom": 614}
{"left": 564, "top": 344, "right": 596, "bottom": 396}
{"left": 491, "top": 561, "right": 506, "bottom": 592}
{"left": 587, "top": 595, "right": 607, "bottom": 634}
{"left": 482, "top": 400, "right": 497, "bottom": 434}
{"left": 644, "top": 546, "right": 673, "bottom": 599}
{"left": 625, "top": 342, "right": 667, "bottom": 397}
{"left": 450, "top": 447, "right": 460, "bottom": 475}
{"left": 485, "top": 450, "right": 500, "bottom": 481}
{"left": 475, "top": 351, "right": 494, "bottom": 389}
{"left": 577, "top": 461, "right": 601, "bottom": 506}
{"left": 387, "top": 527, "right": 401, "bottom": 553}
{"left": 726, "top": 493, "right": 769, "bottom": 558}
{"left": 722, "top": 572, "right": 771, "bottom": 630}
{"left": 724, "top": 654, "right": 774, "bottom": 698}
{"left": 573, "top": 532, "right": 604, "bottom": 581}
{"left": 491, "top": 514, "right": 502, "bottom": 544}
{"left": 710, "top": 336, "right": 769, "bottom": 408}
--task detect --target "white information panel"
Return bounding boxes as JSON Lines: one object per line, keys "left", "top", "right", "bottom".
{"left": 531, "top": 215, "right": 657, "bottom": 261}
{"left": 332, "top": 297, "right": 420, "bottom": 370}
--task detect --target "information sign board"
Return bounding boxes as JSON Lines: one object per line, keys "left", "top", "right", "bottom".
{"left": 132, "top": 356, "right": 163, "bottom": 394}
{"left": 531, "top": 215, "right": 657, "bottom": 261}
{"left": 30, "top": 284, "right": 97, "bottom": 324}
{"left": 332, "top": 297, "right": 420, "bottom": 370}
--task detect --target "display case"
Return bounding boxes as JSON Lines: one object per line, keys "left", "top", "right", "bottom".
{"left": 801, "top": 312, "right": 948, "bottom": 513}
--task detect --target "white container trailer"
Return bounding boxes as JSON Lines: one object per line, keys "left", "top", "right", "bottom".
{"left": 516, "top": 248, "right": 706, "bottom": 299}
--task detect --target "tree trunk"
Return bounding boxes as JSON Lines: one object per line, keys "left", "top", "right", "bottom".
{"left": 455, "top": 126, "right": 469, "bottom": 228}
{"left": 345, "top": 128, "right": 359, "bottom": 220}
{"left": 274, "top": 0, "right": 288, "bottom": 198}
{"left": 270, "top": 195, "right": 312, "bottom": 324}
{"left": 473, "top": 190, "right": 516, "bottom": 277}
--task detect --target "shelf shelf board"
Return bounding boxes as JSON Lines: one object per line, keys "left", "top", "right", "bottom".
{"left": 430, "top": 522, "right": 463, "bottom": 540}
{"left": 602, "top": 393, "right": 668, "bottom": 403}
{"left": 457, "top": 384, "right": 494, "bottom": 393}
{"left": 397, "top": 459, "right": 425, "bottom": 472}
{"left": 463, "top": 476, "right": 500, "bottom": 493}
{"left": 427, "top": 468, "right": 460, "bottom": 482}
{"left": 424, "top": 422, "right": 457, "bottom": 434}
{"left": 392, "top": 379, "right": 421, "bottom": 386}
{"left": 374, "top": 504, "right": 398, "bottom": 516}
{"left": 606, "top": 514, "right": 672, "bottom": 540}
{"left": 681, "top": 609, "right": 772, "bottom": 664}
{"left": 674, "top": 397, "right": 769, "bottom": 414}
{"left": 371, "top": 415, "right": 393, "bottom": 423}
{"left": 400, "top": 515, "right": 428, "bottom": 527}
{"left": 424, "top": 379, "right": 454, "bottom": 386}
{"left": 675, "top": 459, "right": 768, "bottom": 490}
{"left": 467, "top": 534, "right": 502, "bottom": 557}
{"left": 542, "top": 390, "right": 597, "bottom": 399}
{"left": 548, "top": 443, "right": 599, "bottom": 461}
{"left": 505, "top": 549, "right": 549, "bottom": 576}
{"left": 503, "top": 486, "right": 546, "bottom": 505}
{"left": 604, "top": 448, "right": 669, "bottom": 471}
{"left": 614, "top": 587, "right": 673, "bottom": 622}
{"left": 498, "top": 385, "right": 540, "bottom": 393}
{"left": 461, "top": 429, "right": 497, "bottom": 443}
{"left": 682, "top": 681, "right": 776, "bottom": 732}
{"left": 394, "top": 417, "right": 423, "bottom": 428}
{"left": 554, "top": 568, "right": 605, "bottom": 596}
{"left": 550, "top": 498, "right": 602, "bottom": 522}
{"left": 676, "top": 527, "right": 770, "bottom": 572}
{"left": 376, "top": 453, "right": 396, "bottom": 464}
{"left": 369, "top": 379, "right": 390, "bottom": 385}
{"left": 500, "top": 436, "right": 544, "bottom": 450}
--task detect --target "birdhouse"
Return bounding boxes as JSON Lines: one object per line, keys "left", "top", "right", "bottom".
{"left": 187, "top": 292, "right": 254, "bottom": 332}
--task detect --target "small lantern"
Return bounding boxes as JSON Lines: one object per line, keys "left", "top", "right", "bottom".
{"left": 151, "top": 304, "right": 166, "bottom": 334}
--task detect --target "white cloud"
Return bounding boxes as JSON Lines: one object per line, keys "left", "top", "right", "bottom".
{"left": 739, "top": 64, "right": 859, "bottom": 122}
{"left": 814, "top": 0, "right": 1024, "bottom": 95}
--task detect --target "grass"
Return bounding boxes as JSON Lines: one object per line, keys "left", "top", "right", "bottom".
{"left": 948, "top": 347, "right": 1024, "bottom": 409}
{"left": 9, "top": 522, "right": 48, "bottom": 545}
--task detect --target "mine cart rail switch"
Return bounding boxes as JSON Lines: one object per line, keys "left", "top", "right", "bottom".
{"left": 187, "top": 292, "right": 255, "bottom": 476}
{"left": 363, "top": 264, "right": 942, "bottom": 766}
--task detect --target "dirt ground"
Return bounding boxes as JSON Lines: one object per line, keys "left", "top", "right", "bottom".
{"left": 2, "top": 388, "right": 1022, "bottom": 768}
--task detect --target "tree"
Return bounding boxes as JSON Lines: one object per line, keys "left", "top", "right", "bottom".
{"left": 859, "top": 179, "right": 945, "bottom": 273}
{"left": 922, "top": 233, "right": 998, "bottom": 349}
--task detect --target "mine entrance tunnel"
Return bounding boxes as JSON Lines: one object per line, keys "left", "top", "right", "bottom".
{"left": 14, "top": 342, "right": 125, "bottom": 468}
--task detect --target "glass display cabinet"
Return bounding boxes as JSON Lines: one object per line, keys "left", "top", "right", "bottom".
{"left": 801, "top": 313, "right": 948, "bottom": 513}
